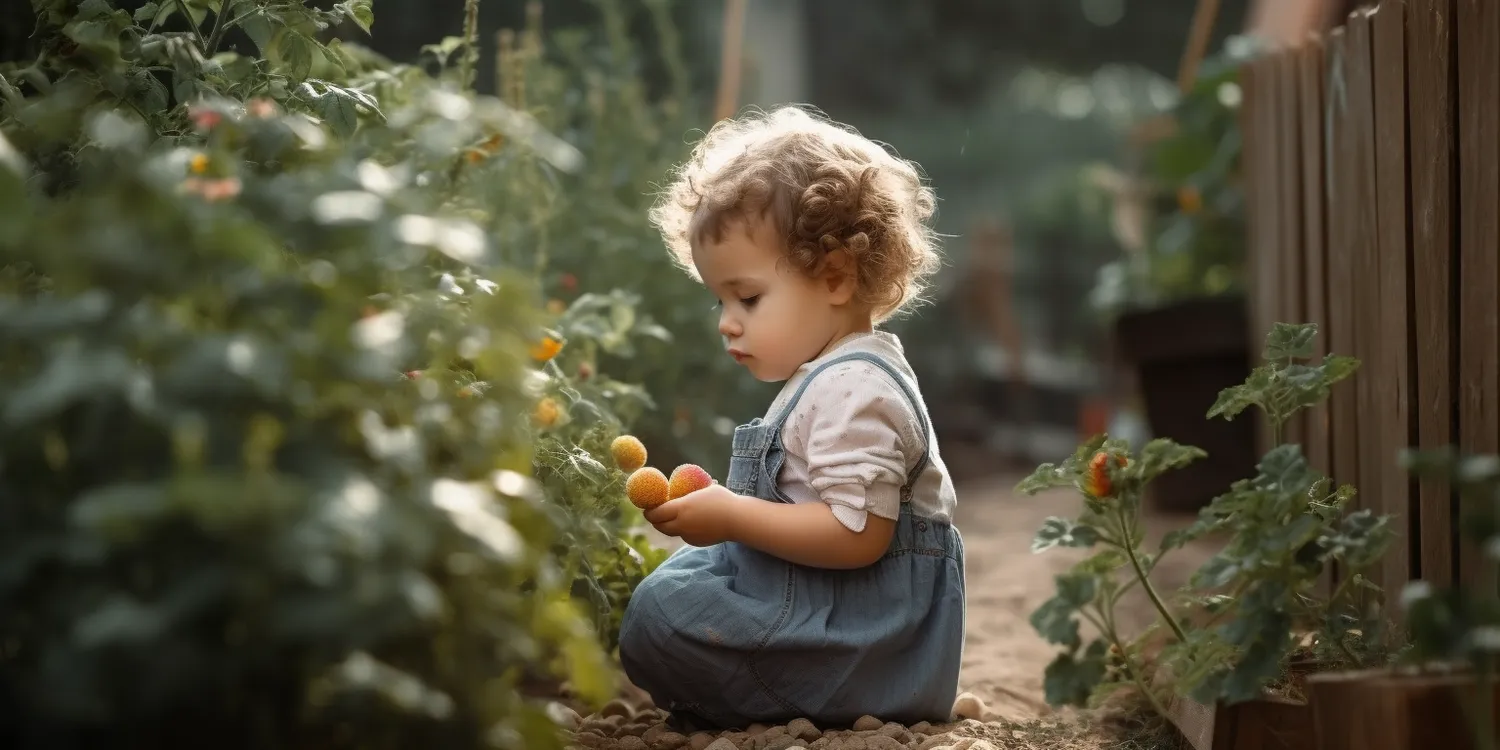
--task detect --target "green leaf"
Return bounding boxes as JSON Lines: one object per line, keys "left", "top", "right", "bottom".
{"left": 337, "top": 0, "right": 373, "bottom": 33}
{"left": 1029, "top": 572, "right": 1097, "bottom": 647}
{"left": 239, "top": 10, "right": 275, "bottom": 56}
{"left": 133, "top": 1, "right": 160, "bottom": 22}
{"left": 1134, "top": 437, "right": 1207, "bottom": 483}
{"left": 1032, "top": 517, "right": 1101, "bottom": 553}
{"left": 1041, "top": 639, "right": 1108, "bottom": 707}
{"left": 276, "top": 30, "right": 314, "bottom": 80}
{"left": 1263, "top": 322, "right": 1318, "bottom": 360}
{"left": 1207, "top": 365, "right": 1272, "bottom": 421}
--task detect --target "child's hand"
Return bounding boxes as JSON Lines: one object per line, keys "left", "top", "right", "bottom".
{"left": 642, "top": 483, "right": 743, "bottom": 547}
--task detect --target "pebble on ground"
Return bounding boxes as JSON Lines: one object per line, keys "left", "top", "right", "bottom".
{"left": 555, "top": 690, "right": 1006, "bottom": 750}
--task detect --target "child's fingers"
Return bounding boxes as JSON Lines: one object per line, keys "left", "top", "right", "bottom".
{"left": 642, "top": 500, "right": 677, "bottom": 524}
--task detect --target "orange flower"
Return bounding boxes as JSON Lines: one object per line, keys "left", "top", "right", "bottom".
{"left": 529, "top": 336, "right": 563, "bottom": 362}
{"left": 189, "top": 153, "right": 210, "bottom": 174}
{"left": 1084, "top": 451, "right": 1127, "bottom": 499}
{"left": 532, "top": 397, "right": 560, "bottom": 426}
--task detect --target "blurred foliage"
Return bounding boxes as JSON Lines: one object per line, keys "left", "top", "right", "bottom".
{"left": 488, "top": 0, "right": 773, "bottom": 477}
{"left": 1088, "top": 39, "right": 1262, "bottom": 319}
{"left": 0, "top": 0, "right": 692, "bottom": 747}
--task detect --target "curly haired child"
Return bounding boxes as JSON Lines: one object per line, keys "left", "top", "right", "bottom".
{"left": 617, "top": 106, "right": 966, "bottom": 731}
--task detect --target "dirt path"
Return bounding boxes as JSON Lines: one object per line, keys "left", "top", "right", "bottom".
{"left": 564, "top": 474, "right": 1219, "bottom": 750}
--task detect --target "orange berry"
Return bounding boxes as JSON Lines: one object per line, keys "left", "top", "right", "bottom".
{"left": 577, "top": 361, "right": 594, "bottom": 380}
{"left": 532, "top": 396, "right": 560, "bottom": 426}
{"left": 610, "top": 435, "right": 647, "bottom": 472}
{"left": 1084, "top": 451, "right": 1127, "bottom": 499}
{"left": 626, "top": 467, "right": 669, "bottom": 510}
{"left": 668, "top": 463, "right": 714, "bottom": 500}
{"left": 189, "top": 152, "right": 209, "bottom": 174}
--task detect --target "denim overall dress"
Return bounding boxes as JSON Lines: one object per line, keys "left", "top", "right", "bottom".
{"left": 617, "top": 351, "right": 967, "bottom": 731}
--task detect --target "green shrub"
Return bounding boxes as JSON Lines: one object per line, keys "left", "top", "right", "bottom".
{"left": 0, "top": 1, "right": 680, "bottom": 747}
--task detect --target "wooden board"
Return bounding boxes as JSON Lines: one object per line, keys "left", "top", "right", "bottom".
{"left": 1456, "top": 0, "right": 1500, "bottom": 588}
{"left": 1371, "top": 0, "right": 1415, "bottom": 597}
{"left": 1407, "top": 0, "right": 1459, "bottom": 588}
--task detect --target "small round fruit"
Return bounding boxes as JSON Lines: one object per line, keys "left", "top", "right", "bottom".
{"left": 626, "top": 467, "right": 669, "bottom": 510}
{"left": 532, "top": 397, "right": 560, "bottom": 426}
{"left": 668, "top": 463, "right": 714, "bottom": 500}
{"left": 610, "top": 435, "right": 648, "bottom": 472}
{"left": 1084, "top": 451, "right": 1127, "bottom": 499}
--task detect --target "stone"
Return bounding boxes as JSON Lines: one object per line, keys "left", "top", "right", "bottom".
{"left": 651, "top": 732, "right": 689, "bottom": 750}
{"left": 907, "top": 722, "right": 932, "bottom": 736}
{"left": 616, "top": 738, "right": 649, "bottom": 750}
{"left": 689, "top": 733, "right": 717, "bottom": 750}
{"left": 620, "top": 722, "right": 656, "bottom": 737}
{"left": 601, "top": 699, "right": 636, "bottom": 719}
{"left": 877, "top": 722, "right": 911, "bottom": 744}
{"left": 703, "top": 739, "right": 739, "bottom": 750}
{"left": 747, "top": 723, "right": 770, "bottom": 736}
{"left": 852, "top": 715, "right": 884, "bottom": 732}
{"left": 545, "top": 701, "right": 583, "bottom": 730}
{"left": 916, "top": 736, "right": 952, "bottom": 750}
{"left": 951, "top": 693, "right": 986, "bottom": 721}
{"left": 786, "top": 718, "right": 821, "bottom": 741}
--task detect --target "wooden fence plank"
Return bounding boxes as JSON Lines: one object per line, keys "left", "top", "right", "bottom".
{"left": 1325, "top": 26, "right": 1362, "bottom": 521}
{"left": 1457, "top": 0, "right": 1500, "bottom": 588}
{"left": 1347, "top": 13, "right": 1382, "bottom": 575}
{"left": 1298, "top": 36, "right": 1336, "bottom": 595}
{"left": 1276, "top": 50, "right": 1307, "bottom": 454}
{"left": 1372, "top": 0, "right": 1415, "bottom": 594}
{"left": 1408, "top": 0, "right": 1458, "bottom": 589}
{"left": 1299, "top": 36, "right": 1333, "bottom": 484}
{"left": 1255, "top": 53, "right": 1281, "bottom": 460}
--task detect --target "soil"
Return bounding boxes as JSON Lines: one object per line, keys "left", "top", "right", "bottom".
{"left": 557, "top": 473, "right": 1221, "bottom": 750}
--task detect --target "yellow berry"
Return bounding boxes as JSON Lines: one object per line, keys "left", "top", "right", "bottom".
{"left": 610, "top": 435, "right": 648, "bottom": 472}
{"left": 532, "top": 397, "right": 560, "bottom": 426}
{"left": 626, "top": 467, "right": 669, "bottom": 510}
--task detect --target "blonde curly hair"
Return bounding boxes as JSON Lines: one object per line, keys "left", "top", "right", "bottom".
{"left": 649, "top": 106, "right": 942, "bottom": 322}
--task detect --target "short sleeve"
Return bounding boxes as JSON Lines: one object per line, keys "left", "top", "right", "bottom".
{"left": 787, "top": 362, "right": 924, "bottom": 533}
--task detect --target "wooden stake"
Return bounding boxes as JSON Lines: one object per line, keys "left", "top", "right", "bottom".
{"left": 714, "top": 0, "right": 748, "bottom": 122}
{"left": 1178, "top": 0, "right": 1223, "bottom": 93}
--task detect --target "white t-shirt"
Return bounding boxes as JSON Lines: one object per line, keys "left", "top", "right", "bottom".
{"left": 762, "top": 331, "right": 958, "bottom": 533}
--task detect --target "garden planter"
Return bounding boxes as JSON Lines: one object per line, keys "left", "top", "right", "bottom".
{"left": 1165, "top": 690, "right": 1314, "bottom": 750}
{"left": 1308, "top": 668, "right": 1500, "bottom": 750}
{"left": 1112, "top": 294, "right": 1257, "bottom": 513}
{"left": 1153, "top": 662, "right": 1315, "bottom": 750}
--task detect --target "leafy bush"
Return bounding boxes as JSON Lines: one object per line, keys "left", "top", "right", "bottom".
{"left": 1018, "top": 323, "right": 1394, "bottom": 716}
{"left": 494, "top": 1, "right": 775, "bottom": 477}
{"left": 0, "top": 1, "right": 681, "bottom": 747}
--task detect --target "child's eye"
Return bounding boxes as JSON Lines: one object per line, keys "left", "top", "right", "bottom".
{"left": 741, "top": 295, "right": 760, "bottom": 308}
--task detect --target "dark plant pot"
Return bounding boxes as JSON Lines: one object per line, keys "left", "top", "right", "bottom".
{"left": 1113, "top": 295, "right": 1257, "bottom": 513}
{"left": 1308, "top": 668, "right": 1500, "bottom": 750}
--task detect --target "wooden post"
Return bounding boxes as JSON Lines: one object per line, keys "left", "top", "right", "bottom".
{"left": 713, "top": 0, "right": 748, "bottom": 122}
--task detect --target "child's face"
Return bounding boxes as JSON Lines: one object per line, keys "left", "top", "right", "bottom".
{"left": 692, "top": 216, "right": 858, "bottom": 382}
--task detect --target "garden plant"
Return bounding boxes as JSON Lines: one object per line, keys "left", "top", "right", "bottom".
{"left": 0, "top": 0, "right": 687, "bottom": 748}
{"left": 1019, "top": 323, "right": 1395, "bottom": 725}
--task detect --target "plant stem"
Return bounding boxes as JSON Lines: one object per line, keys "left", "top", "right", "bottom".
{"left": 205, "top": 3, "right": 230, "bottom": 56}
{"left": 1118, "top": 505, "right": 1188, "bottom": 642}
{"left": 1122, "top": 655, "right": 1172, "bottom": 721}
{"left": 174, "top": 0, "right": 210, "bottom": 52}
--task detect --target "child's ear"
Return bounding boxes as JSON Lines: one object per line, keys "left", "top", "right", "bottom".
{"left": 821, "top": 248, "right": 858, "bottom": 304}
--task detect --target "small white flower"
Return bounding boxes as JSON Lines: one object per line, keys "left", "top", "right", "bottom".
{"left": 473, "top": 278, "right": 498, "bottom": 294}
{"left": 1399, "top": 580, "right": 1435, "bottom": 611}
{"left": 437, "top": 273, "right": 464, "bottom": 296}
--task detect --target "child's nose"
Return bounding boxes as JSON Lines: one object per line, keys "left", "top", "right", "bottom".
{"left": 718, "top": 309, "right": 740, "bottom": 338}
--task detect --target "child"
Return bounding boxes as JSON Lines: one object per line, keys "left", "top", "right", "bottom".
{"left": 617, "top": 106, "right": 965, "bottom": 731}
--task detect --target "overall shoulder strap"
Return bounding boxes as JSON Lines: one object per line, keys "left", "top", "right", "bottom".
{"left": 771, "top": 352, "right": 934, "bottom": 497}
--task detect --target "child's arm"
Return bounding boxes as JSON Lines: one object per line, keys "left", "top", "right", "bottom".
{"left": 644, "top": 485, "right": 897, "bottom": 569}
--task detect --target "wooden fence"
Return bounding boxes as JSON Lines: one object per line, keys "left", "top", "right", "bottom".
{"left": 1241, "top": 0, "right": 1496, "bottom": 597}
